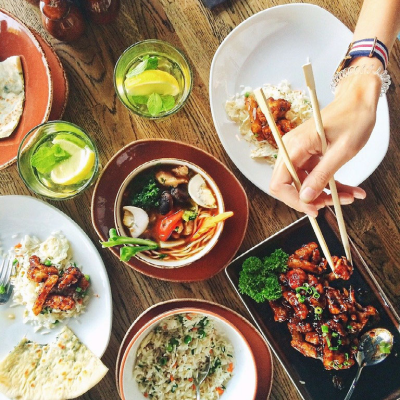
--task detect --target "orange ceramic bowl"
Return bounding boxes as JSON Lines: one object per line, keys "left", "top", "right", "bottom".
{"left": 0, "top": 9, "right": 53, "bottom": 170}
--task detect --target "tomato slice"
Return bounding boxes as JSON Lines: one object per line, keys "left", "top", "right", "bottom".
{"left": 157, "top": 210, "right": 184, "bottom": 241}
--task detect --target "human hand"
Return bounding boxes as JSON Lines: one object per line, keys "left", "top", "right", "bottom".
{"left": 270, "top": 62, "right": 382, "bottom": 217}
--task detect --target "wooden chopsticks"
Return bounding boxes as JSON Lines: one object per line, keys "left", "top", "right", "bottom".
{"left": 253, "top": 88, "right": 335, "bottom": 271}
{"left": 302, "top": 62, "right": 352, "bottom": 264}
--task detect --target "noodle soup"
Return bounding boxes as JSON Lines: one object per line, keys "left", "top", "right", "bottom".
{"left": 115, "top": 159, "right": 231, "bottom": 268}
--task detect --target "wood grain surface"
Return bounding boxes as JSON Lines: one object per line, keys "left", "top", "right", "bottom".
{"left": 0, "top": 1, "right": 399, "bottom": 399}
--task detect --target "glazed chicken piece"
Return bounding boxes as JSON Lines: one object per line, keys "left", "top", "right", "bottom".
{"left": 27, "top": 255, "right": 58, "bottom": 283}
{"left": 77, "top": 275, "right": 90, "bottom": 292}
{"left": 32, "top": 274, "right": 59, "bottom": 316}
{"left": 287, "top": 318, "right": 313, "bottom": 333}
{"left": 269, "top": 300, "right": 290, "bottom": 322}
{"left": 305, "top": 332, "right": 320, "bottom": 345}
{"left": 325, "top": 287, "right": 348, "bottom": 315}
{"left": 44, "top": 294, "right": 75, "bottom": 311}
{"left": 245, "top": 96, "right": 295, "bottom": 149}
{"left": 322, "top": 338, "right": 356, "bottom": 370}
{"left": 57, "top": 266, "right": 83, "bottom": 290}
{"left": 291, "top": 336, "right": 319, "bottom": 359}
{"left": 286, "top": 268, "right": 308, "bottom": 289}
{"left": 332, "top": 256, "right": 353, "bottom": 280}
{"left": 288, "top": 256, "right": 327, "bottom": 274}
{"left": 283, "top": 291, "right": 309, "bottom": 320}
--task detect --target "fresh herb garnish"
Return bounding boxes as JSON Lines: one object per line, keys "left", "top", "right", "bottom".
{"left": 126, "top": 55, "right": 159, "bottom": 79}
{"left": 379, "top": 341, "right": 392, "bottom": 354}
{"left": 147, "top": 93, "right": 163, "bottom": 116}
{"left": 132, "top": 176, "right": 161, "bottom": 210}
{"left": 161, "top": 95, "right": 175, "bottom": 112}
{"left": 130, "top": 95, "right": 149, "bottom": 105}
{"left": 31, "top": 144, "right": 71, "bottom": 174}
{"left": 183, "top": 209, "right": 198, "bottom": 222}
{"left": 238, "top": 251, "right": 287, "bottom": 302}
{"left": 0, "top": 285, "right": 6, "bottom": 294}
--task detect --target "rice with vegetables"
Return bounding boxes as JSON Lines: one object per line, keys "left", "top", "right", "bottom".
{"left": 133, "top": 313, "right": 235, "bottom": 399}
{"left": 225, "top": 80, "right": 312, "bottom": 162}
{"left": 11, "top": 232, "right": 90, "bottom": 331}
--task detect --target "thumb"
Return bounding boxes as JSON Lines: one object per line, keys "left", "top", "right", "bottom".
{"left": 299, "top": 149, "right": 345, "bottom": 204}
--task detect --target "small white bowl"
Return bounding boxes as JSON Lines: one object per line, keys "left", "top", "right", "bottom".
{"left": 114, "top": 158, "right": 225, "bottom": 268}
{"left": 119, "top": 308, "right": 257, "bottom": 400}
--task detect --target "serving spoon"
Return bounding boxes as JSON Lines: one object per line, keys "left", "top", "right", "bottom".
{"left": 193, "top": 356, "right": 211, "bottom": 400}
{"left": 344, "top": 328, "right": 393, "bottom": 400}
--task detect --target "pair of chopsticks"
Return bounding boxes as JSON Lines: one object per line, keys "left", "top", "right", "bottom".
{"left": 253, "top": 62, "right": 352, "bottom": 269}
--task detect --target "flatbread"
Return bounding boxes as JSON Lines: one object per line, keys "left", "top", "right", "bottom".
{"left": 0, "top": 326, "right": 108, "bottom": 400}
{"left": 0, "top": 56, "right": 25, "bottom": 139}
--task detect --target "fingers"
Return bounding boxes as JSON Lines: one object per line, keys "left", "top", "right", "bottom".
{"left": 299, "top": 146, "right": 349, "bottom": 203}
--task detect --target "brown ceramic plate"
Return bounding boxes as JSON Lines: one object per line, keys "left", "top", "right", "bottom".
{"left": 0, "top": 9, "right": 53, "bottom": 170}
{"left": 30, "top": 28, "right": 69, "bottom": 120}
{"left": 115, "top": 299, "right": 273, "bottom": 400}
{"left": 226, "top": 208, "right": 400, "bottom": 400}
{"left": 91, "top": 139, "right": 249, "bottom": 282}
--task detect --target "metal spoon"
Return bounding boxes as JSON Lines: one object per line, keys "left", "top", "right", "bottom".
{"left": 193, "top": 356, "right": 211, "bottom": 400}
{"left": 344, "top": 328, "right": 393, "bottom": 400}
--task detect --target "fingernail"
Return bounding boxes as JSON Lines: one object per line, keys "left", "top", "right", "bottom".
{"left": 354, "top": 191, "right": 366, "bottom": 200}
{"left": 300, "top": 187, "right": 316, "bottom": 203}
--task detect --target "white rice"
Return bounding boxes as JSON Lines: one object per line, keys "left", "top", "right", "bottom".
{"left": 133, "top": 313, "right": 235, "bottom": 399}
{"left": 225, "top": 80, "right": 312, "bottom": 162}
{"left": 11, "top": 232, "right": 88, "bottom": 331}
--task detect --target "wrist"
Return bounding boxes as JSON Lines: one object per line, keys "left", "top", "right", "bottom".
{"left": 333, "top": 58, "right": 384, "bottom": 108}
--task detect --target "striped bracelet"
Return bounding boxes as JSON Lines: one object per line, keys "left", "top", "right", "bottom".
{"left": 335, "top": 37, "right": 389, "bottom": 74}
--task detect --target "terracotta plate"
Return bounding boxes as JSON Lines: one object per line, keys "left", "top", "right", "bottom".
{"left": 30, "top": 28, "right": 69, "bottom": 120}
{"left": 0, "top": 9, "right": 53, "bottom": 170}
{"left": 115, "top": 299, "right": 273, "bottom": 400}
{"left": 91, "top": 139, "right": 249, "bottom": 282}
{"left": 226, "top": 208, "right": 400, "bottom": 400}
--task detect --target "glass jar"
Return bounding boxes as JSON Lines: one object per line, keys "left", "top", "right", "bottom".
{"left": 39, "top": 0, "right": 85, "bottom": 42}
{"left": 83, "top": 0, "right": 120, "bottom": 24}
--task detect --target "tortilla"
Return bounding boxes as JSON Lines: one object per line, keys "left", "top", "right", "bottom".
{"left": 0, "top": 326, "right": 108, "bottom": 400}
{"left": 0, "top": 56, "right": 25, "bottom": 139}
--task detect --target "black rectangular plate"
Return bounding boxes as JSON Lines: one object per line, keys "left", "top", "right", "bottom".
{"left": 226, "top": 208, "right": 400, "bottom": 400}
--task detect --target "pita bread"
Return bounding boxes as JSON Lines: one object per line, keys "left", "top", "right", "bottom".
{"left": 0, "top": 326, "right": 108, "bottom": 400}
{"left": 0, "top": 56, "right": 25, "bottom": 139}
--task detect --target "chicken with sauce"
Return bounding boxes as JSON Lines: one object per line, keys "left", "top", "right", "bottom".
{"left": 27, "top": 255, "right": 90, "bottom": 316}
{"left": 245, "top": 95, "right": 295, "bottom": 148}
{"left": 269, "top": 242, "right": 379, "bottom": 370}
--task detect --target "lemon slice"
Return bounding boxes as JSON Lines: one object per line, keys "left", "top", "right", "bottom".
{"left": 124, "top": 70, "right": 180, "bottom": 97}
{"left": 53, "top": 133, "right": 86, "bottom": 148}
{"left": 50, "top": 139, "right": 95, "bottom": 185}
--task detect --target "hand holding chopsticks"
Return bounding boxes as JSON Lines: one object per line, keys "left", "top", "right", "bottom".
{"left": 253, "top": 88, "right": 335, "bottom": 271}
{"left": 303, "top": 62, "right": 352, "bottom": 264}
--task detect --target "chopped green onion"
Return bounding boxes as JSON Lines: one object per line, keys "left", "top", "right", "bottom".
{"left": 345, "top": 353, "right": 349, "bottom": 361}
{"left": 313, "top": 292, "right": 320, "bottom": 299}
{"left": 75, "top": 287, "right": 82, "bottom": 293}
{"left": 44, "top": 259, "right": 52, "bottom": 266}
{"left": 84, "top": 274, "right": 90, "bottom": 281}
{"left": 0, "top": 285, "right": 6, "bottom": 294}
{"left": 166, "top": 344, "right": 173, "bottom": 352}
{"left": 244, "top": 92, "right": 250, "bottom": 97}
{"left": 314, "top": 307, "right": 323, "bottom": 315}
{"left": 347, "top": 325, "right": 353, "bottom": 330}
{"left": 184, "top": 335, "right": 192, "bottom": 344}
{"left": 159, "top": 357, "right": 167, "bottom": 366}
{"left": 379, "top": 341, "right": 392, "bottom": 354}
{"left": 325, "top": 336, "right": 332, "bottom": 347}
{"left": 12, "top": 259, "right": 18, "bottom": 266}
{"left": 321, "top": 325, "right": 329, "bottom": 333}
{"left": 332, "top": 332, "right": 339, "bottom": 337}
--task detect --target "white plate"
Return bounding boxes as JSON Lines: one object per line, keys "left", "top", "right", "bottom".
{"left": 0, "top": 195, "right": 112, "bottom": 400}
{"left": 209, "top": 4, "right": 390, "bottom": 194}
{"left": 120, "top": 308, "right": 257, "bottom": 400}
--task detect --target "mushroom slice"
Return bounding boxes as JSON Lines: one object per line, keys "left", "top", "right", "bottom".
{"left": 156, "top": 170, "right": 188, "bottom": 187}
{"left": 122, "top": 206, "right": 149, "bottom": 238}
{"left": 188, "top": 174, "right": 217, "bottom": 208}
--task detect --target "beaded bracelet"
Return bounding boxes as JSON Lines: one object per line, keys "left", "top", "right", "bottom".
{"left": 330, "top": 65, "right": 391, "bottom": 96}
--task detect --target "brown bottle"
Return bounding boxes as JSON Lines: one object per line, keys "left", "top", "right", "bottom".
{"left": 83, "top": 0, "right": 120, "bottom": 24}
{"left": 40, "top": 0, "right": 86, "bottom": 42}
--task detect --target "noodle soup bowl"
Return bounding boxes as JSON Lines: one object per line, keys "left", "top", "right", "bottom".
{"left": 119, "top": 307, "right": 257, "bottom": 400}
{"left": 115, "top": 158, "right": 225, "bottom": 268}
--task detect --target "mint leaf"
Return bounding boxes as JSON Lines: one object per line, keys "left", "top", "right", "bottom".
{"left": 147, "top": 93, "right": 163, "bottom": 116}
{"left": 130, "top": 95, "right": 148, "bottom": 105}
{"left": 161, "top": 95, "right": 175, "bottom": 111}
{"left": 125, "top": 56, "right": 158, "bottom": 78}
{"left": 31, "top": 145, "right": 71, "bottom": 174}
{"left": 146, "top": 56, "right": 158, "bottom": 70}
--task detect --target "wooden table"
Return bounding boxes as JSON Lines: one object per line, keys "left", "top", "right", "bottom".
{"left": 0, "top": 1, "right": 399, "bottom": 399}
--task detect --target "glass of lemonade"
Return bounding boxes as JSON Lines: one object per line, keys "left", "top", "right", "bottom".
{"left": 17, "top": 120, "right": 99, "bottom": 200}
{"left": 114, "top": 39, "right": 192, "bottom": 119}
